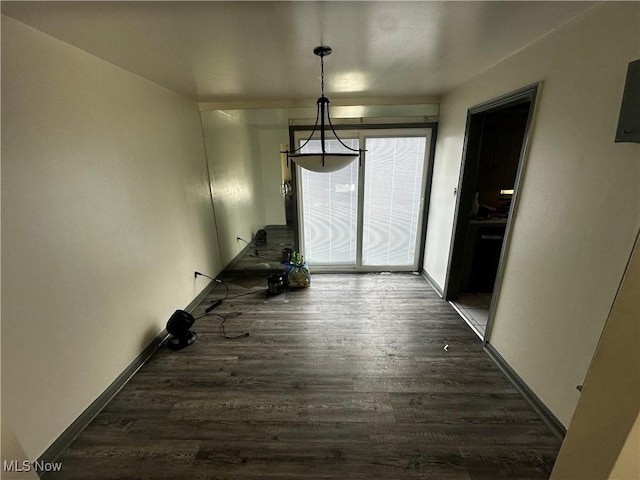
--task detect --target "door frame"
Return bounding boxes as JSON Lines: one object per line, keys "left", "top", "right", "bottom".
{"left": 289, "top": 122, "right": 438, "bottom": 273}
{"left": 443, "top": 83, "right": 540, "bottom": 341}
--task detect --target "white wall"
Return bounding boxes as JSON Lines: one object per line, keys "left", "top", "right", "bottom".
{"left": 1, "top": 16, "right": 221, "bottom": 459}
{"left": 258, "top": 128, "right": 288, "bottom": 226}
{"left": 608, "top": 414, "right": 640, "bottom": 480}
{"left": 550, "top": 235, "right": 639, "bottom": 479}
{"left": 422, "top": 127, "right": 460, "bottom": 281}
{"left": 201, "top": 111, "right": 267, "bottom": 267}
{"left": 423, "top": 2, "right": 640, "bottom": 426}
{"left": 1, "top": 415, "right": 40, "bottom": 480}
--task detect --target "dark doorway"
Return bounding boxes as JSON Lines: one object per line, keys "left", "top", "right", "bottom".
{"left": 444, "top": 84, "right": 539, "bottom": 339}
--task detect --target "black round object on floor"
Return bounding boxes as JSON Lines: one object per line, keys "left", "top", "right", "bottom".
{"left": 166, "top": 309, "right": 198, "bottom": 350}
{"left": 255, "top": 229, "right": 267, "bottom": 246}
{"left": 166, "top": 331, "right": 198, "bottom": 351}
{"left": 267, "top": 274, "right": 284, "bottom": 295}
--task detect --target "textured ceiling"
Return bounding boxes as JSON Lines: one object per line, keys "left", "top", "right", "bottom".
{"left": 2, "top": 1, "right": 598, "bottom": 106}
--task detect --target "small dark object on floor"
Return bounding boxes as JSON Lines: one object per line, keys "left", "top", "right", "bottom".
{"left": 205, "top": 299, "right": 223, "bottom": 313}
{"left": 267, "top": 273, "right": 285, "bottom": 295}
{"left": 254, "top": 229, "right": 267, "bottom": 246}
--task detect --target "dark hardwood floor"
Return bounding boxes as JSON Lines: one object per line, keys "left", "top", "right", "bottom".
{"left": 46, "top": 273, "right": 561, "bottom": 479}
{"left": 228, "top": 226, "right": 295, "bottom": 274}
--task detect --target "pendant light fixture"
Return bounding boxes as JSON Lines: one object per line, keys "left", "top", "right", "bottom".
{"left": 282, "top": 46, "right": 365, "bottom": 173}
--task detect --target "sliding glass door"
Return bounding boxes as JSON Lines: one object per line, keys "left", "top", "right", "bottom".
{"left": 298, "top": 137, "right": 360, "bottom": 266}
{"left": 297, "top": 128, "right": 431, "bottom": 271}
{"left": 361, "top": 135, "right": 427, "bottom": 268}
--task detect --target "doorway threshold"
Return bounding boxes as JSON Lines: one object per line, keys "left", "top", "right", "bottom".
{"left": 449, "top": 294, "right": 490, "bottom": 340}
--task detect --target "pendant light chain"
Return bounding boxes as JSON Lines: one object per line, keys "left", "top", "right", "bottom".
{"left": 320, "top": 53, "right": 325, "bottom": 98}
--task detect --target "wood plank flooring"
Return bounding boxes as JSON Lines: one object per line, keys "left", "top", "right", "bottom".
{"left": 228, "top": 226, "right": 295, "bottom": 274}
{"left": 46, "top": 273, "right": 561, "bottom": 479}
